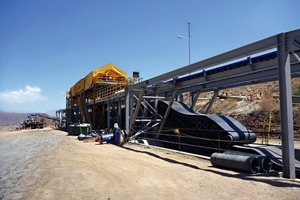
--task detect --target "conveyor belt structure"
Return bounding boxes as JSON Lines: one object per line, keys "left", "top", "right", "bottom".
{"left": 63, "top": 29, "right": 300, "bottom": 178}
{"left": 134, "top": 100, "right": 256, "bottom": 155}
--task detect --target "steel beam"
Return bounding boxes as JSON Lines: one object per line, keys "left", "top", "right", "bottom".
{"left": 157, "top": 89, "right": 178, "bottom": 137}
{"left": 177, "top": 63, "right": 300, "bottom": 94}
{"left": 130, "top": 35, "right": 279, "bottom": 89}
{"left": 107, "top": 100, "right": 110, "bottom": 131}
{"left": 292, "top": 96, "right": 300, "bottom": 104}
{"left": 128, "top": 88, "right": 145, "bottom": 136}
{"left": 137, "top": 51, "right": 299, "bottom": 97}
{"left": 118, "top": 99, "right": 122, "bottom": 128}
{"left": 278, "top": 33, "right": 295, "bottom": 179}
{"left": 152, "top": 61, "right": 300, "bottom": 96}
{"left": 190, "top": 90, "right": 200, "bottom": 111}
{"left": 125, "top": 90, "right": 131, "bottom": 133}
{"left": 205, "top": 90, "right": 219, "bottom": 114}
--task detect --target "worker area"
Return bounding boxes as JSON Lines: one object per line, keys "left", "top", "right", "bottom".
{"left": 56, "top": 29, "right": 300, "bottom": 179}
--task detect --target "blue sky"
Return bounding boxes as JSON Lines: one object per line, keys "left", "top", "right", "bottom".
{"left": 0, "top": 0, "right": 299, "bottom": 114}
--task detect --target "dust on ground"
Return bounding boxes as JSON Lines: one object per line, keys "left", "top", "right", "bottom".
{"left": 0, "top": 128, "right": 300, "bottom": 200}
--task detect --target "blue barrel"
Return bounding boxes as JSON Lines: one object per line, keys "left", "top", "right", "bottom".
{"left": 114, "top": 130, "right": 121, "bottom": 145}
{"left": 90, "top": 130, "right": 98, "bottom": 138}
{"left": 100, "top": 133, "right": 114, "bottom": 143}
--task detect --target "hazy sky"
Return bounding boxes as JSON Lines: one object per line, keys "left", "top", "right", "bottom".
{"left": 0, "top": 0, "right": 299, "bottom": 113}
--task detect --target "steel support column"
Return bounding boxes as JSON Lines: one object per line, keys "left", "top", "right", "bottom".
{"left": 177, "top": 93, "right": 183, "bottom": 102}
{"left": 92, "top": 104, "right": 95, "bottom": 129}
{"left": 107, "top": 100, "right": 111, "bottom": 131}
{"left": 190, "top": 91, "right": 200, "bottom": 111}
{"left": 117, "top": 99, "right": 122, "bottom": 128}
{"left": 205, "top": 90, "right": 219, "bottom": 114}
{"left": 125, "top": 90, "right": 132, "bottom": 133}
{"left": 128, "top": 88, "right": 145, "bottom": 136}
{"left": 278, "top": 33, "right": 295, "bottom": 179}
{"left": 125, "top": 93, "right": 129, "bottom": 133}
{"left": 157, "top": 89, "right": 178, "bottom": 137}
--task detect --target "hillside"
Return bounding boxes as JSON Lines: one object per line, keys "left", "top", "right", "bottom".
{"left": 194, "top": 78, "right": 300, "bottom": 137}
{"left": 0, "top": 112, "right": 29, "bottom": 126}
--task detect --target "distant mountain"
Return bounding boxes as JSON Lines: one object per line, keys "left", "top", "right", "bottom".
{"left": 0, "top": 111, "right": 58, "bottom": 126}
{"left": 0, "top": 112, "right": 29, "bottom": 126}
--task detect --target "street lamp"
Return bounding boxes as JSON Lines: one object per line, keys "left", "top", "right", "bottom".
{"left": 177, "top": 21, "right": 191, "bottom": 65}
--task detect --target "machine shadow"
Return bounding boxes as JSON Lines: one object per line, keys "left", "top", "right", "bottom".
{"left": 122, "top": 145, "right": 300, "bottom": 188}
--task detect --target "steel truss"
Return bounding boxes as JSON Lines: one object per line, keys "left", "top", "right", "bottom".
{"left": 125, "top": 29, "right": 300, "bottom": 179}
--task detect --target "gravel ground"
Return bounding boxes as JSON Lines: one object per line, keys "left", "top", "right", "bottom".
{"left": 0, "top": 128, "right": 300, "bottom": 200}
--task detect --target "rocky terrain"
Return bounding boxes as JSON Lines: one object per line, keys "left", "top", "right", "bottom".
{"left": 194, "top": 78, "right": 300, "bottom": 138}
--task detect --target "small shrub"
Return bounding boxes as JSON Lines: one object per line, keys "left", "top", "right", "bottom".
{"left": 293, "top": 85, "right": 300, "bottom": 95}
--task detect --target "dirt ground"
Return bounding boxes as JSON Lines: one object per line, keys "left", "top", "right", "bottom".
{"left": 0, "top": 128, "right": 300, "bottom": 200}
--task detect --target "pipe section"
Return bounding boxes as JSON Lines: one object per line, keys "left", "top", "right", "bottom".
{"left": 211, "top": 153, "right": 260, "bottom": 174}
{"left": 257, "top": 156, "right": 272, "bottom": 173}
{"left": 223, "top": 151, "right": 273, "bottom": 173}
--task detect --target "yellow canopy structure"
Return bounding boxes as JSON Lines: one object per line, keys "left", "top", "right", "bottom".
{"left": 68, "top": 63, "right": 128, "bottom": 97}
{"left": 68, "top": 86, "right": 74, "bottom": 97}
{"left": 74, "top": 78, "right": 85, "bottom": 94}
{"left": 84, "top": 63, "right": 128, "bottom": 90}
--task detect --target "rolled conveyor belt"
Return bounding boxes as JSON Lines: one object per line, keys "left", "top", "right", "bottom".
{"left": 222, "top": 150, "right": 273, "bottom": 173}
{"left": 210, "top": 152, "right": 273, "bottom": 174}
{"left": 210, "top": 153, "right": 261, "bottom": 174}
{"left": 133, "top": 100, "right": 258, "bottom": 155}
{"left": 157, "top": 101, "right": 256, "bottom": 143}
{"left": 232, "top": 144, "right": 300, "bottom": 177}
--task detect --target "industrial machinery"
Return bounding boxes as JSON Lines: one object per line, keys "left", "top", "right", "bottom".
{"left": 22, "top": 115, "right": 44, "bottom": 129}
{"left": 63, "top": 29, "right": 300, "bottom": 178}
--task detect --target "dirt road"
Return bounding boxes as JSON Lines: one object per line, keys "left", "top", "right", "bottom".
{"left": 0, "top": 128, "right": 299, "bottom": 200}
